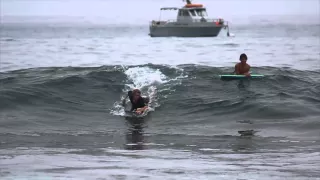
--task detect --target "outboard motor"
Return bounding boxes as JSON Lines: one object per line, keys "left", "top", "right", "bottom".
{"left": 218, "top": 18, "right": 224, "bottom": 25}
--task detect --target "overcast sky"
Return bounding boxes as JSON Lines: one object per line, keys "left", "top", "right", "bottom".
{"left": 1, "top": 0, "right": 319, "bottom": 24}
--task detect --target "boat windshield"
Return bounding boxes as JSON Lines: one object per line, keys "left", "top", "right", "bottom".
{"left": 195, "top": 9, "right": 207, "bottom": 16}
{"left": 189, "top": 10, "right": 197, "bottom": 16}
{"left": 178, "top": 9, "right": 191, "bottom": 16}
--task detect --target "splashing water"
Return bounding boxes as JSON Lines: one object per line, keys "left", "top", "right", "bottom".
{"left": 124, "top": 66, "right": 168, "bottom": 89}
{"left": 110, "top": 66, "right": 168, "bottom": 116}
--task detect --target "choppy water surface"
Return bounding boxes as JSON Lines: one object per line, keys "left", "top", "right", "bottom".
{"left": 0, "top": 1, "right": 320, "bottom": 179}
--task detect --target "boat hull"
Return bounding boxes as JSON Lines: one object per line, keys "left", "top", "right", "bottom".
{"left": 149, "top": 24, "right": 223, "bottom": 37}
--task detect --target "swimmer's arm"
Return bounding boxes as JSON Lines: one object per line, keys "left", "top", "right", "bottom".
{"left": 244, "top": 65, "right": 251, "bottom": 76}
{"left": 122, "top": 99, "right": 127, "bottom": 107}
{"left": 234, "top": 64, "right": 240, "bottom": 75}
{"left": 135, "top": 106, "right": 148, "bottom": 114}
{"left": 122, "top": 91, "right": 133, "bottom": 107}
{"left": 137, "top": 106, "right": 148, "bottom": 112}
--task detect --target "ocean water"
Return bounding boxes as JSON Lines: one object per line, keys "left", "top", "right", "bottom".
{"left": 1, "top": 0, "right": 320, "bottom": 179}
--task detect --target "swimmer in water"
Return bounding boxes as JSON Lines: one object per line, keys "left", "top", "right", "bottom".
{"left": 234, "top": 53, "right": 251, "bottom": 76}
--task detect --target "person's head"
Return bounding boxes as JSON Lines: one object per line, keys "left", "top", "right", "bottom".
{"left": 239, "top": 53, "right": 248, "bottom": 64}
{"left": 132, "top": 89, "right": 141, "bottom": 100}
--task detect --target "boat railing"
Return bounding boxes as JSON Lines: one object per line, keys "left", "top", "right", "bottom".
{"left": 149, "top": 19, "right": 176, "bottom": 26}
{"left": 150, "top": 18, "right": 228, "bottom": 26}
{"left": 193, "top": 18, "right": 226, "bottom": 23}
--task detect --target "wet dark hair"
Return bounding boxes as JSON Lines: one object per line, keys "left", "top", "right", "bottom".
{"left": 132, "top": 89, "right": 141, "bottom": 95}
{"left": 239, "top": 53, "right": 247, "bottom": 60}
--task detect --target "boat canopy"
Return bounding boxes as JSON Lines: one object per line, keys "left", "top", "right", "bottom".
{"left": 160, "top": 7, "right": 179, "bottom": 10}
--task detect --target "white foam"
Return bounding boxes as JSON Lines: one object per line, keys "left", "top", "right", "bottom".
{"left": 124, "top": 66, "right": 168, "bottom": 89}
